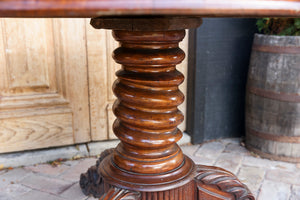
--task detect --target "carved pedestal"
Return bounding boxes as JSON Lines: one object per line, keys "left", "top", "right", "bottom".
{"left": 80, "top": 16, "right": 254, "bottom": 200}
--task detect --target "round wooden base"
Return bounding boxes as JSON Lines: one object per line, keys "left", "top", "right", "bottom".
{"left": 80, "top": 149, "right": 254, "bottom": 200}
{"left": 99, "top": 154, "right": 196, "bottom": 192}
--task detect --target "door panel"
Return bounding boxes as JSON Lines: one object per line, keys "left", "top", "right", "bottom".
{"left": 85, "top": 24, "right": 119, "bottom": 141}
{"left": 0, "top": 18, "right": 90, "bottom": 153}
{"left": 52, "top": 18, "right": 91, "bottom": 143}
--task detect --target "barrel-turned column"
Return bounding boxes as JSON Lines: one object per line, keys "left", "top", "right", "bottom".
{"left": 100, "top": 28, "right": 196, "bottom": 192}
{"left": 112, "top": 29, "right": 187, "bottom": 172}
{"left": 80, "top": 16, "right": 255, "bottom": 200}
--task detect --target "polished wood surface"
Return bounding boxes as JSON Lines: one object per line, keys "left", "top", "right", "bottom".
{"left": 0, "top": 0, "right": 300, "bottom": 18}
{"left": 80, "top": 16, "right": 254, "bottom": 200}
{"left": 81, "top": 149, "right": 254, "bottom": 200}
{"left": 98, "top": 24, "right": 196, "bottom": 190}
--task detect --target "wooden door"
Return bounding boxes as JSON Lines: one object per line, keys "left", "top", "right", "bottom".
{"left": 0, "top": 18, "right": 91, "bottom": 153}
{"left": 0, "top": 18, "right": 188, "bottom": 153}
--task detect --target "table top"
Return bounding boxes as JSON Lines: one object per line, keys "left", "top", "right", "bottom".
{"left": 0, "top": 0, "right": 299, "bottom": 18}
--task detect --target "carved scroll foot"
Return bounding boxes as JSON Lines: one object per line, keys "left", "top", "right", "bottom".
{"left": 80, "top": 148, "right": 141, "bottom": 199}
{"left": 79, "top": 148, "right": 114, "bottom": 198}
{"left": 195, "top": 165, "right": 255, "bottom": 200}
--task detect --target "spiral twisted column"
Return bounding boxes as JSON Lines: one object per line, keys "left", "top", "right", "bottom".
{"left": 112, "top": 29, "right": 186, "bottom": 173}
{"left": 80, "top": 16, "right": 254, "bottom": 200}
{"left": 98, "top": 28, "right": 197, "bottom": 191}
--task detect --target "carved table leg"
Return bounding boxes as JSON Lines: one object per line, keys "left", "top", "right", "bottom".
{"left": 80, "top": 16, "right": 254, "bottom": 200}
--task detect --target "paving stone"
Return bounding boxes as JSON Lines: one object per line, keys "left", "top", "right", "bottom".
{"left": 181, "top": 145, "right": 199, "bottom": 157}
{"left": 1, "top": 138, "right": 299, "bottom": 200}
{"left": 265, "top": 169, "right": 300, "bottom": 186}
{"left": 0, "top": 144, "right": 89, "bottom": 168}
{"left": 87, "top": 140, "right": 119, "bottom": 157}
{"left": 0, "top": 193, "right": 13, "bottom": 200}
{"left": 0, "top": 168, "right": 31, "bottom": 187}
{"left": 62, "top": 159, "right": 81, "bottom": 167}
{"left": 59, "top": 158, "right": 97, "bottom": 182}
{"left": 20, "top": 190, "right": 66, "bottom": 200}
{"left": 219, "top": 138, "right": 241, "bottom": 145}
{"left": 86, "top": 196, "right": 98, "bottom": 200}
{"left": 214, "top": 153, "right": 243, "bottom": 174}
{"left": 195, "top": 141, "right": 225, "bottom": 159}
{"left": 242, "top": 155, "right": 297, "bottom": 171}
{"left": 24, "top": 164, "right": 70, "bottom": 177}
{"left": 178, "top": 132, "right": 192, "bottom": 146}
{"left": 189, "top": 155, "right": 216, "bottom": 165}
{"left": 223, "top": 143, "right": 251, "bottom": 156}
{"left": 258, "top": 180, "right": 291, "bottom": 200}
{"left": 21, "top": 174, "right": 73, "bottom": 195}
{"left": 290, "top": 185, "right": 300, "bottom": 200}
{"left": 237, "top": 165, "right": 265, "bottom": 194}
{"left": 59, "top": 183, "right": 88, "bottom": 200}
{"left": 0, "top": 183, "right": 32, "bottom": 197}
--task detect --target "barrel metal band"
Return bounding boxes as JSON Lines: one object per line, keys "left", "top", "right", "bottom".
{"left": 248, "top": 86, "right": 300, "bottom": 103}
{"left": 246, "top": 145, "right": 300, "bottom": 163}
{"left": 248, "top": 128, "right": 300, "bottom": 143}
{"left": 252, "top": 44, "right": 300, "bottom": 54}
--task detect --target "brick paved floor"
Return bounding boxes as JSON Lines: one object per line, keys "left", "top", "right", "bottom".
{"left": 0, "top": 138, "right": 299, "bottom": 200}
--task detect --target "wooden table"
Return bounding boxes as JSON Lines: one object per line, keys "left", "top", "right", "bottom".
{"left": 1, "top": 1, "right": 299, "bottom": 199}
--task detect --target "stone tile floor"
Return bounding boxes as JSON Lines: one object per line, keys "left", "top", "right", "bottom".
{"left": 0, "top": 138, "right": 299, "bottom": 200}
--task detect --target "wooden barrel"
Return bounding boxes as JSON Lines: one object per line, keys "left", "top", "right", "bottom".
{"left": 246, "top": 34, "right": 300, "bottom": 163}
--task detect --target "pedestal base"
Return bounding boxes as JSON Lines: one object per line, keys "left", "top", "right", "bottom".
{"left": 80, "top": 16, "right": 254, "bottom": 200}
{"left": 80, "top": 149, "right": 254, "bottom": 200}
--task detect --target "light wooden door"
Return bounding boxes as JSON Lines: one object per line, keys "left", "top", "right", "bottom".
{"left": 0, "top": 18, "right": 188, "bottom": 153}
{"left": 0, "top": 18, "right": 91, "bottom": 153}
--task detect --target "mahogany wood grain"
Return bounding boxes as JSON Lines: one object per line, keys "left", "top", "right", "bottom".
{"left": 80, "top": 16, "right": 254, "bottom": 200}
{"left": 100, "top": 28, "right": 195, "bottom": 190}
{"left": 0, "top": 0, "right": 300, "bottom": 18}
{"left": 0, "top": 0, "right": 294, "bottom": 199}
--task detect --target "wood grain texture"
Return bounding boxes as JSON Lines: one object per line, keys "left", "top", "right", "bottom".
{"left": 81, "top": 16, "right": 254, "bottom": 200}
{"left": 0, "top": 18, "right": 95, "bottom": 152}
{"left": 195, "top": 165, "right": 254, "bottom": 200}
{"left": 0, "top": 0, "right": 299, "bottom": 17}
{"left": 99, "top": 187, "right": 141, "bottom": 200}
{"left": 0, "top": 112, "right": 74, "bottom": 152}
{"left": 0, "top": 18, "right": 188, "bottom": 152}
{"left": 246, "top": 34, "right": 300, "bottom": 162}
{"left": 0, "top": 18, "right": 56, "bottom": 95}
{"left": 87, "top": 17, "right": 196, "bottom": 193}
{"left": 0, "top": 16, "right": 189, "bottom": 153}
{"left": 81, "top": 149, "right": 255, "bottom": 199}
{"left": 86, "top": 23, "right": 188, "bottom": 141}
{"left": 99, "top": 29, "right": 195, "bottom": 188}
{"left": 85, "top": 22, "right": 109, "bottom": 141}
{"left": 52, "top": 18, "right": 91, "bottom": 143}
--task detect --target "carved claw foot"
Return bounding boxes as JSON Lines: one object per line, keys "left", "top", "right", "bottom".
{"left": 80, "top": 148, "right": 114, "bottom": 198}
{"left": 195, "top": 165, "right": 255, "bottom": 200}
